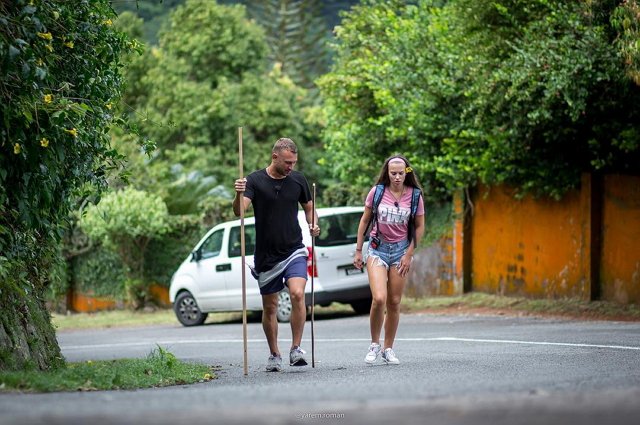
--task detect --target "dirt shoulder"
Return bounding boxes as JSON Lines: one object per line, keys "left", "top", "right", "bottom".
{"left": 401, "top": 293, "right": 640, "bottom": 322}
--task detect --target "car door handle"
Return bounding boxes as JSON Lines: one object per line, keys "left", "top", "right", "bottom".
{"left": 216, "top": 264, "right": 231, "bottom": 272}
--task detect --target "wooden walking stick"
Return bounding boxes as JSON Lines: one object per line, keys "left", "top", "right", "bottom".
{"left": 239, "top": 127, "right": 248, "bottom": 376}
{"left": 311, "top": 183, "right": 316, "bottom": 368}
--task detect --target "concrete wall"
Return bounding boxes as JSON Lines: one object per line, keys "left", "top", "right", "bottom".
{"left": 451, "top": 174, "right": 640, "bottom": 304}
{"left": 600, "top": 175, "right": 640, "bottom": 304}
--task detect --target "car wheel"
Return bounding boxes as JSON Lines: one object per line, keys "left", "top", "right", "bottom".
{"left": 276, "top": 289, "right": 292, "bottom": 323}
{"left": 174, "top": 291, "right": 208, "bottom": 326}
{"left": 350, "top": 298, "right": 372, "bottom": 315}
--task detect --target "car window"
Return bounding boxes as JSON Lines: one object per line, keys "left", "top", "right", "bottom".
{"left": 316, "top": 212, "right": 361, "bottom": 247}
{"left": 228, "top": 225, "right": 256, "bottom": 257}
{"left": 200, "top": 229, "right": 224, "bottom": 259}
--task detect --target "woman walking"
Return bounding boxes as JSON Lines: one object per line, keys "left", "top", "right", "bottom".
{"left": 353, "top": 155, "right": 425, "bottom": 365}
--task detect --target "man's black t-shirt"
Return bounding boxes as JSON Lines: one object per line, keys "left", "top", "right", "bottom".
{"left": 245, "top": 169, "right": 312, "bottom": 273}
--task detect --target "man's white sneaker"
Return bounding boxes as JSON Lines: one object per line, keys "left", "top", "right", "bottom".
{"left": 382, "top": 347, "right": 400, "bottom": 365}
{"left": 266, "top": 354, "right": 282, "bottom": 372}
{"left": 289, "top": 346, "right": 308, "bottom": 366}
{"left": 364, "top": 342, "right": 381, "bottom": 364}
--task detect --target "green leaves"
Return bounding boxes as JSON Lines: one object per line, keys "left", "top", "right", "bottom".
{"left": 114, "top": 0, "right": 316, "bottom": 198}
{"left": 79, "top": 187, "right": 170, "bottom": 306}
{"left": 80, "top": 187, "right": 169, "bottom": 246}
{"left": 1, "top": 0, "right": 134, "bottom": 298}
{"left": 320, "top": 0, "right": 640, "bottom": 200}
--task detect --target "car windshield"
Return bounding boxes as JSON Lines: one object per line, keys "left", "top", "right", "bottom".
{"left": 316, "top": 212, "right": 361, "bottom": 247}
{"left": 200, "top": 229, "right": 224, "bottom": 259}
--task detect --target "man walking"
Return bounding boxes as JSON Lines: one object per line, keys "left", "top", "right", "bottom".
{"left": 233, "top": 138, "right": 320, "bottom": 371}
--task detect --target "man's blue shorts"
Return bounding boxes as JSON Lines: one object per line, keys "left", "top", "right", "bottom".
{"left": 260, "top": 256, "right": 308, "bottom": 295}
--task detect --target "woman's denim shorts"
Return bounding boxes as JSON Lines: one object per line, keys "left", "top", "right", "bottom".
{"left": 365, "top": 238, "right": 410, "bottom": 270}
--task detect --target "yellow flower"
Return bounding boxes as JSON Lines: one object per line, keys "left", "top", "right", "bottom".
{"left": 14, "top": 143, "right": 21, "bottom": 154}
{"left": 64, "top": 41, "right": 74, "bottom": 49}
{"left": 36, "top": 58, "right": 44, "bottom": 66}
{"left": 204, "top": 373, "right": 212, "bottom": 380}
{"left": 105, "top": 103, "right": 112, "bottom": 110}
{"left": 103, "top": 19, "right": 113, "bottom": 26}
{"left": 43, "top": 94, "right": 53, "bottom": 104}
{"left": 40, "top": 138, "right": 49, "bottom": 147}
{"left": 37, "top": 32, "right": 53, "bottom": 41}
{"left": 65, "top": 128, "right": 78, "bottom": 138}
{"left": 405, "top": 166, "right": 413, "bottom": 173}
{"left": 45, "top": 44, "right": 53, "bottom": 53}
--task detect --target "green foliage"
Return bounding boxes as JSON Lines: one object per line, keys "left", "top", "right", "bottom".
{"left": 611, "top": 0, "right": 640, "bottom": 85}
{"left": 78, "top": 2, "right": 328, "bottom": 303}
{"left": 80, "top": 187, "right": 170, "bottom": 251}
{"left": 1, "top": 0, "right": 131, "bottom": 236}
{"left": 0, "top": 0, "right": 138, "bottom": 371}
{"left": 112, "top": 0, "right": 185, "bottom": 45}
{"left": 422, "top": 201, "right": 453, "bottom": 246}
{"left": 116, "top": 0, "right": 316, "bottom": 190}
{"left": 319, "top": 0, "right": 454, "bottom": 201}
{"left": 162, "top": 165, "right": 230, "bottom": 215}
{"left": 79, "top": 187, "right": 170, "bottom": 307}
{"left": 199, "top": 196, "right": 241, "bottom": 227}
{"left": 449, "top": 0, "right": 640, "bottom": 198}
{"left": 0, "top": 346, "right": 213, "bottom": 392}
{"left": 159, "top": 0, "right": 268, "bottom": 86}
{"left": 247, "top": 0, "right": 332, "bottom": 89}
{"left": 71, "top": 247, "right": 126, "bottom": 298}
{"left": 144, "top": 215, "right": 203, "bottom": 286}
{"left": 320, "top": 0, "right": 640, "bottom": 199}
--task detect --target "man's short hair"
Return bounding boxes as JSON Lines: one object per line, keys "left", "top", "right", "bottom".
{"left": 273, "top": 138, "right": 297, "bottom": 154}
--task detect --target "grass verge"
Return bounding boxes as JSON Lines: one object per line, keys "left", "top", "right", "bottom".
{"left": 401, "top": 292, "right": 640, "bottom": 321}
{"left": 0, "top": 345, "right": 214, "bottom": 393}
{"left": 51, "top": 309, "right": 242, "bottom": 331}
{"left": 52, "top": 304, "right": 357, "bottom": 331}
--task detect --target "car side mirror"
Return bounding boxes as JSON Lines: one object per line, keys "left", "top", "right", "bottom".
{"left": 191, "top": 250, "right": 202, "bottom": 262}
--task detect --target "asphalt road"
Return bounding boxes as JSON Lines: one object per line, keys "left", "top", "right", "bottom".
{"left": 1, "top": 312, "right": 640, "bottom": 425}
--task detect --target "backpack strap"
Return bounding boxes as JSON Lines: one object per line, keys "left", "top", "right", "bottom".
{"left": 410, "top": 187, "right": 421, "bottom": 217}
{"left": 408, "top": 187, "right": 422, "bottom": 245}
{"left": 363, "top": 184, "right": 385, "bottom": 237}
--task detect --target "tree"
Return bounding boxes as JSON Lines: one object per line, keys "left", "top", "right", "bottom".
{"left": 119, "top": 0, "right": 317, "bottom": 196}
{"left": 439, "top": 0, "right": 640, "bottom": 198}
{"left": 318, "top": 0, "right": 454, "bottom": 202}
{"left": 319, "top": 0, "right": 640, "bottom": 201}
{"left": 246, "top": 0, "right": 332, "bottom": 89}
{"left": 79, "top": 187, "right": 170, "bottom": 308}
{"left": 1, "top": 0, "right": 134, "bottom": 370}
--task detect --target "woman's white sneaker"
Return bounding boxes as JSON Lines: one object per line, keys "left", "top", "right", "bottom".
{"left": 382, "top": 347, "right": 400, "bottom": 365}
{"left": 364, "top": 342, "right": 381, "bottom": 364}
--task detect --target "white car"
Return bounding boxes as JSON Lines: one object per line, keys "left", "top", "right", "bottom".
{"left": 169, "top": 206, "right": 371, "bottom": 326}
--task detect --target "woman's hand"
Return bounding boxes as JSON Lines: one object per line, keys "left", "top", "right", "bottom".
{"left": 353, "top": 251, "right": 364, "bottom": 270}
{"left": 396, "top": 254, "right": 413, "bottom": 277}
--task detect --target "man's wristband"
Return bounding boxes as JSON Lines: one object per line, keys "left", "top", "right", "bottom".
{"left": 355, "top": 248, "right": 362, "bottom": 251}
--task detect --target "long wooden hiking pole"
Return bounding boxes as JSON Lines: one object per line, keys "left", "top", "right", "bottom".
{"left": 239, "top": 127, "right": 248, "bottom": 376}
{"left": 311, "top": 183, "right": 316, "bottom": 368}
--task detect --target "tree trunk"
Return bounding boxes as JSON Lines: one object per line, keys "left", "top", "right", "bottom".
{"left": 0, "top": 289, "right": 64, "bottom": 371}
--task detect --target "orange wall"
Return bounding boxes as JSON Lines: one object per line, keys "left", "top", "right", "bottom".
{"left": 68, "top": 284, "right": 170, "bottom": 313}
{"left": 469, "top": 180, "right": 592, "bottom": 299}
{"left": 68, "top": 292, "right": 116, "bottom": 313}
{"left": 601, "top": 175, "right": 640, "bottom": 304}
